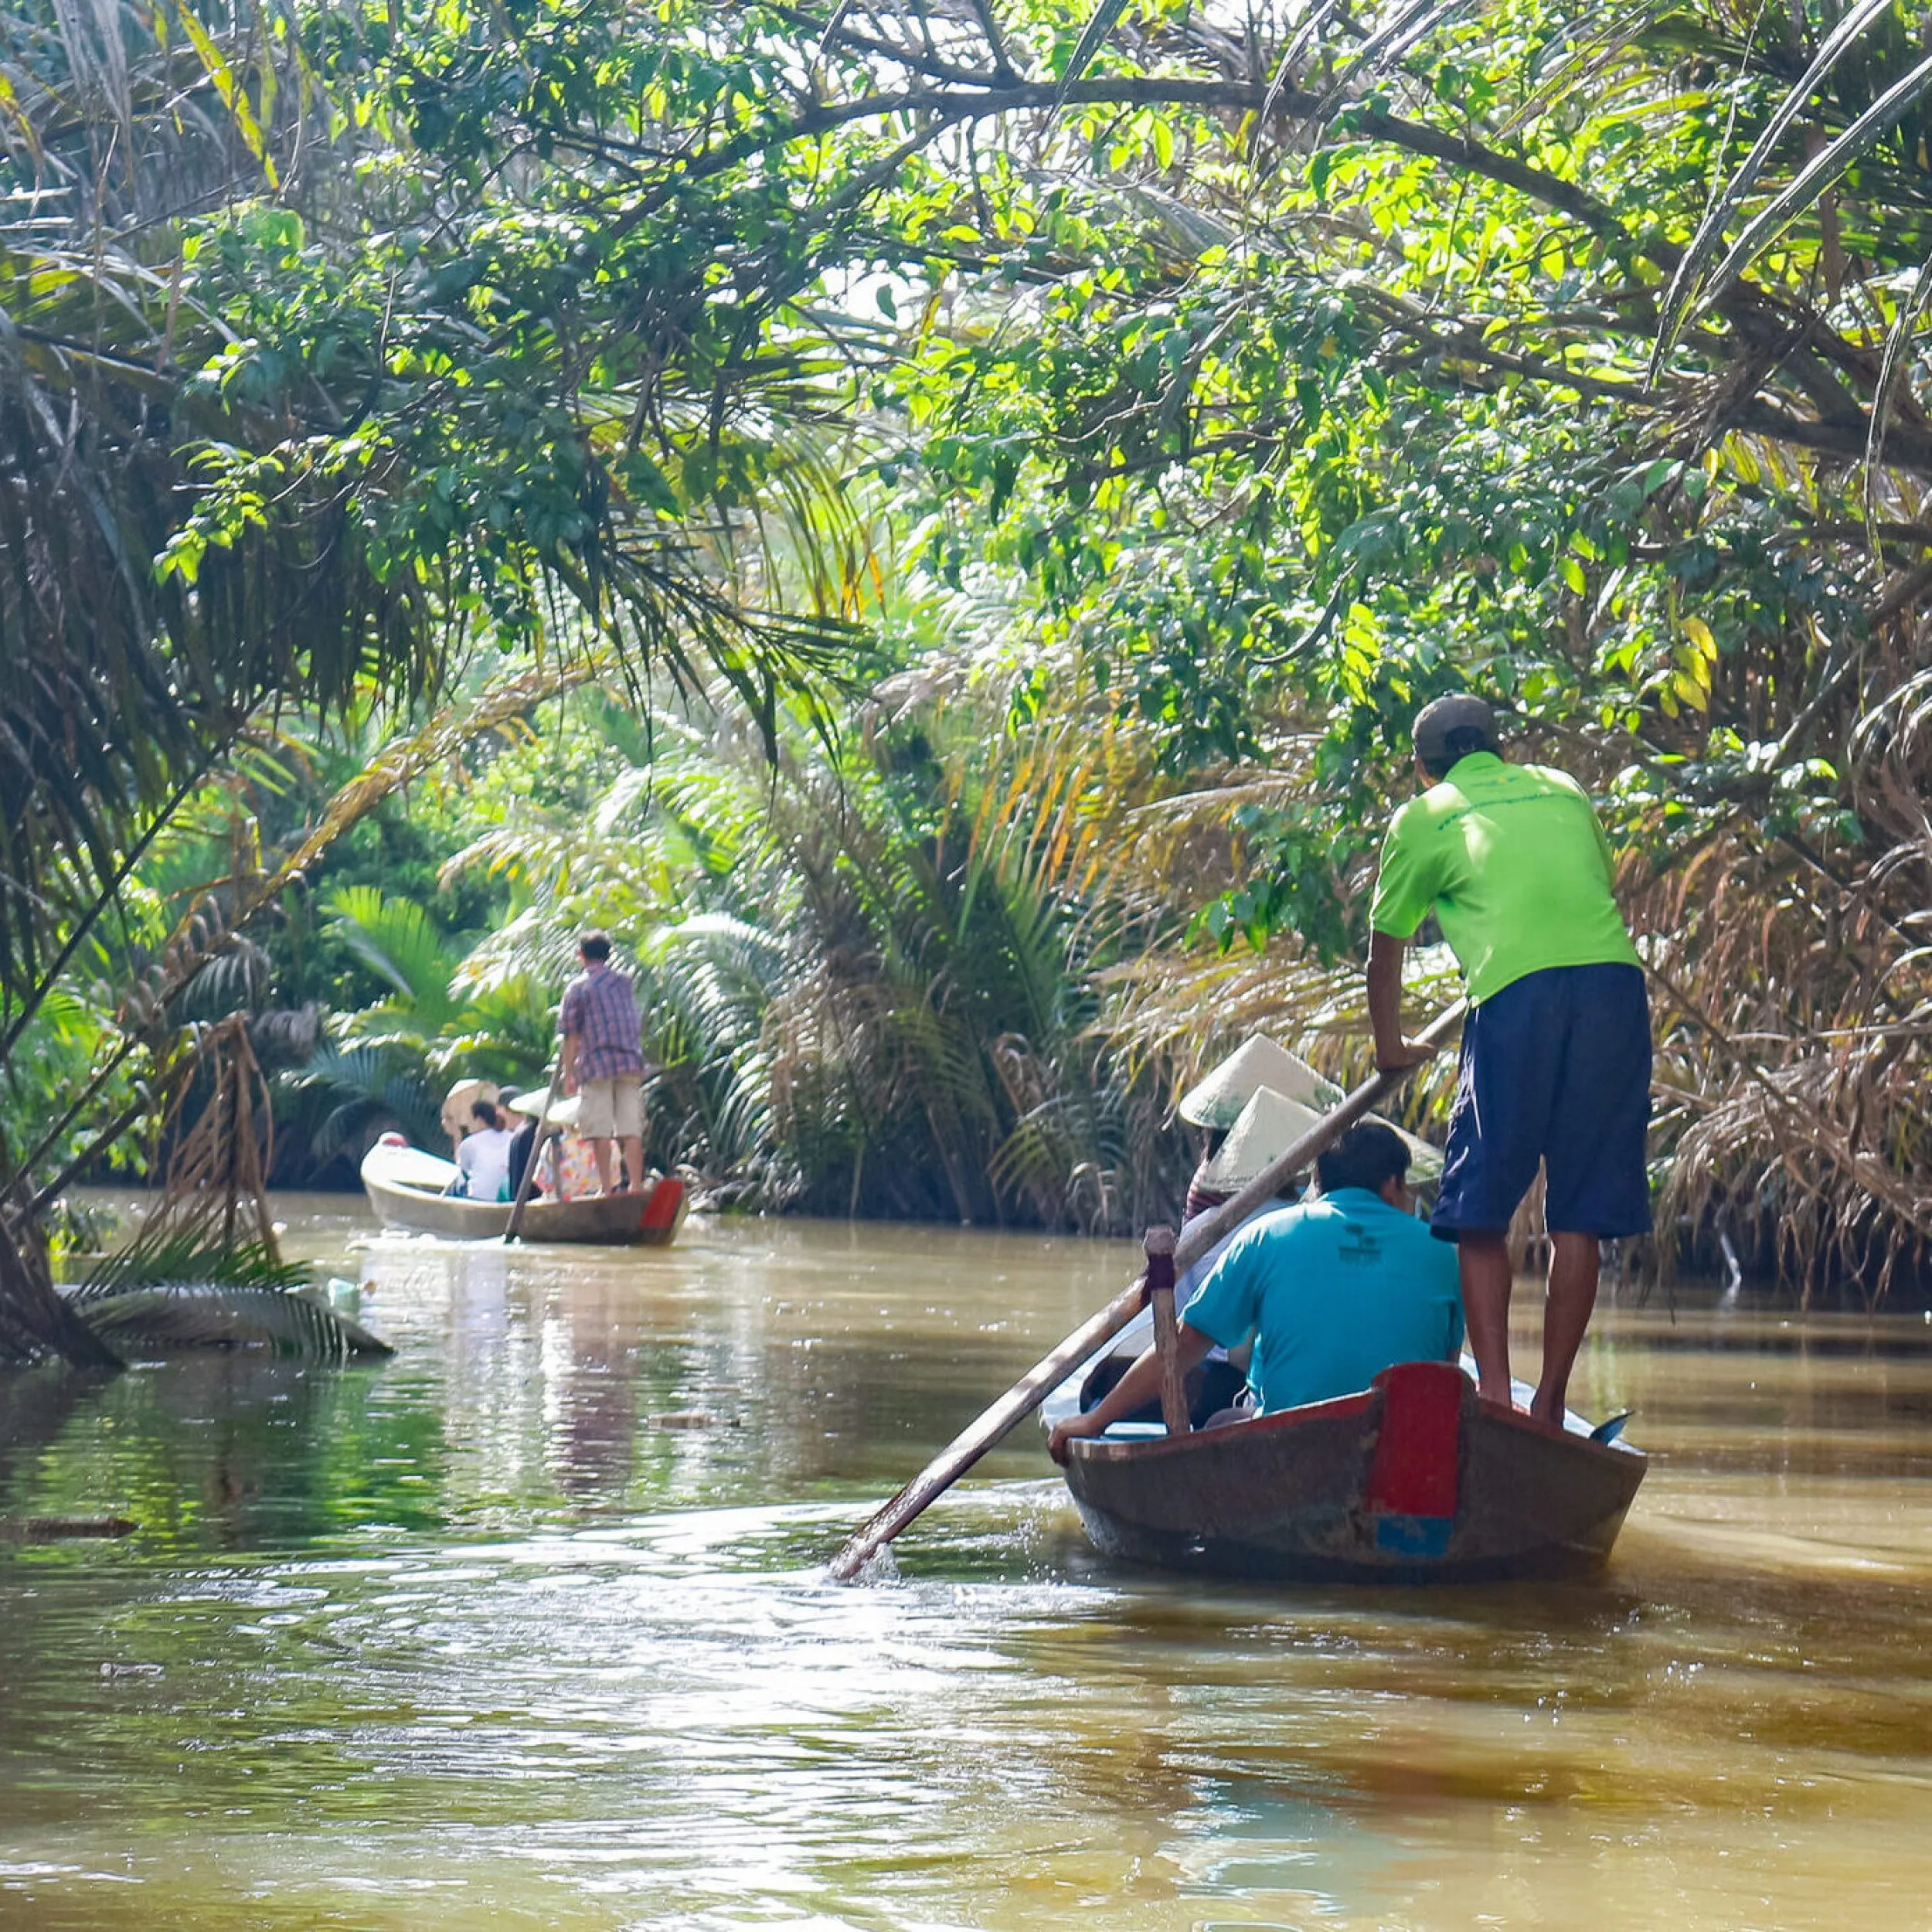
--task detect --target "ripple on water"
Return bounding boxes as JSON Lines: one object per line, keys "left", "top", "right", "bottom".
{"left": 1, "top": 1210, "right": 1930, "bottom": 1930}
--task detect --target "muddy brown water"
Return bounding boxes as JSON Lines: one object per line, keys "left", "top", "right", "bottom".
{"left": 1, "top": 1201, "right": 1929, "bottom": 1929}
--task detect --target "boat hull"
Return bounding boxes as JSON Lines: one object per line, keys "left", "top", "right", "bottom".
{"left": 1061, "top": 1360, "right": 1644, "bottom": 1583}
{"left": 359, "top": 1146, "right": 687, "bottom": 1246}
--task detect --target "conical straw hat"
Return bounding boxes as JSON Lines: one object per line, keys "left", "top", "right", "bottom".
{"left": 505, "top": 1088, "right": 582, "bottom": 1128}
{"left": 440, "top": 1078, "right": 501, "bottom": 1139}
{"left": 1200, "top": 1090, "right": 1444, "bottom": 1192}
{"left": 1199, "top": 1085, "right": 1330, "bottom": 1191}
{"left": 1179, "top": 1034, "right": 1342, "bottom": 1128}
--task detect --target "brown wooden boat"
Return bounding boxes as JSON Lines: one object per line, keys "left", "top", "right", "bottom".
{"left": 359, "top": 1142, "right": 687, "bottom": 1246}
{"left": 1059, "top": 1359, "right": 1645, "bottom": 1583}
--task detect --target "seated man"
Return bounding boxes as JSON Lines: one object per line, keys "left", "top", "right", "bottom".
{"left": 1048, "top": 1122, "right": 1463, "bottom": 1461}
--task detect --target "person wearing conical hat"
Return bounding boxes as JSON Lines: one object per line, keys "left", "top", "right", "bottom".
{"left": 1178, "top": 1036, "right": 1341, "bottom": 1129}
{"left": 1175, "top": 1084, "right": 1324, "bottom": 1305}
{"left": 1366, "top": 694, "right": 1649, "bottom": 1428}
{"left": 1178, "top": 1037, "right": 1341, "bottom": 1223}
{"left": 440, "top": 1077, "right": 501, "bottom": 1159}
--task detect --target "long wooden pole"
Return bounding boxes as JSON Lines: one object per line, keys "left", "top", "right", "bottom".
{"left": 825, "top": 1002, "right": 1467, "bottom": 1582}
{"left": 503, "top": 1064, "right": 564, "bottom": 1246}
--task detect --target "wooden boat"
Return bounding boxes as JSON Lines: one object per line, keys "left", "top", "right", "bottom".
{"left": 359, "top": 1141, "right": 687, "bottom": 1246}
{"left": 1055, "top": 1357, "right": 1645, "bottom": 1583}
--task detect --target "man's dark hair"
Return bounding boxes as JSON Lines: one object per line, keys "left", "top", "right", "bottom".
{"left": 1316, "top": 1121, "right": 1410, "bottom": 1196}
{"left": 471, "top": 1099, "right": 502, "bottom": 1131}
{"left": 1420, "top": 724, "right": 1498, "bottom": 781}
{"left": 579, "top": 930, "right": 613, "bottom": 963}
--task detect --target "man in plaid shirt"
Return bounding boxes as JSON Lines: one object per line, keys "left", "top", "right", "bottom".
{"left": 559, "top": 930, "right": 646, "bottom": 1194}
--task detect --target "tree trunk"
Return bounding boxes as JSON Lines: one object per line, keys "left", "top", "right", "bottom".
{"left": 0, "top": 1217, "right": 121, "bottom": 1369}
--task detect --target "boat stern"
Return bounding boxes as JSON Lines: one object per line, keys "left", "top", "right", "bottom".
{"left": 1359, "top": 1359, "right": 1466, "bottom": 1561}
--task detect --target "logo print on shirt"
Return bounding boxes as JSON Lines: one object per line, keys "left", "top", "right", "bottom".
{"left": 1337, "top": 1226, "right": 1383, "bottom": 1266}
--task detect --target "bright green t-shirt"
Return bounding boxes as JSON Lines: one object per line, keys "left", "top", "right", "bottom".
{"left": 1369, "top": 753, "right": 1639, "bottom": 1005}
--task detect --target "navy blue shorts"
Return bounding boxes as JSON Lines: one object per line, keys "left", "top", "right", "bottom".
{"left": 1432, "top": 963, "right": 1651, "bottom": 1241}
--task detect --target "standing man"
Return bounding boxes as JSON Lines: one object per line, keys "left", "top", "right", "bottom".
{"left": 559, "top": 930, "right": 646, "bottom": 1196}
{"left": 1366, "top": 695, "right": 1650, "bottom": 1427}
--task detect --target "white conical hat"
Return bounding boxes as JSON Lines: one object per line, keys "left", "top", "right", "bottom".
{"left": 505, "top": 1088, "right": 581, "bottom": 1128}
{"left": 1201, "top": 1090, "right": 1444, "bottom": 1193}
{"left": 440, "top": 1079, "right": 501, "bottom": 1138}
{"left": 1179, "top": 1034, "right": 1342, "bottom": 1128}
{"left": 1199, "top": 1085, "right": 1330, "bottom": 1191}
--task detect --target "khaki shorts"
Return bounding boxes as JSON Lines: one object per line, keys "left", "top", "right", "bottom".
{"left": 577, "top": 1077, "right": 643, "bottom": 1140}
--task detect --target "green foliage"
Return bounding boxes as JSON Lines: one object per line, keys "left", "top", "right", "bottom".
{"left": 10, "top": 0, "right": 1932, "bottom": 1287}
{"left": 75, "top": 1235, "right": 309, "bottom": 1298}
{"left": 443, "top": 685, "right": 1189, "bottom": 1229}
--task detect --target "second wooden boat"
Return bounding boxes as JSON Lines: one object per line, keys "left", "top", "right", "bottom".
{"left": 1056, "top": 1357, "right": 1645, "bottom": 1583}
{"left": 360, "top": 1141, "right": 687, "bottom": 1246}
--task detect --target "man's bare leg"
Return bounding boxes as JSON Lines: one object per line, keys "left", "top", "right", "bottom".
{"left": 1458, "top": 1231, "right": 1515, "bottom": 1406}
{"left": 620, "top": 1134, "right": 645, "bottom": 1192}
{"left": 1531, "top": 1232, "right": 1599, "bottom": 1426}
{"left": 590, "top": 1138, "right": 615, "bottom": 1194}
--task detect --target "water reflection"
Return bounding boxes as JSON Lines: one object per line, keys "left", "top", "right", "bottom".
{"left": 0, "top": 1204, "right": 1928, "bottom": 1930}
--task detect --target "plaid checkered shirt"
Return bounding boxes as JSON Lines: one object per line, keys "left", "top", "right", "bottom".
{"left": 559, "top": 964, "right": 644, "bottom": 1082}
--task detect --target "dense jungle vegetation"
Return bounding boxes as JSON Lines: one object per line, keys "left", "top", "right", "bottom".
{"left": 6, "top": 0, "right": 1932, "bottom": 1355}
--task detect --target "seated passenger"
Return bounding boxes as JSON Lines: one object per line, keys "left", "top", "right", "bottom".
{"left": 1090, "top": 1083, "right": 1318, "bottom": 1427}
{"left": 1048, "top": 1121, "right": 1463, "bottom": 1460}
{"left": 440, "top": 1078, "right": 501, "bottom": 1161}
{"left": 454, "top": 1099, "right": 515, "bottom": 1202}
{"left": 1176, "top": 1033, "right": 1341, "bottom": 1222}
{"left": 503, "top": 1097, "right": 542, "bottom": 1202}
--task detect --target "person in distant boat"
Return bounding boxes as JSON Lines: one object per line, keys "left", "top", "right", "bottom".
{"left": 558, "top": 930, "right": 647, "bottom": 1195}
{"left": 501, "top": 1089, "right": 541, "bottom": 1202}
{"left": 1366, "top": 693, "right": 1650, "bottom": 1427}
{"left": 440, "top": 1077, "right": 500, "bottom": 1161}
{"left": 454, "top": 1098, "right": 515, "bottom": 1202}
{"left": 1047, "top": 1122, "right": 1462, "bottom": 1461}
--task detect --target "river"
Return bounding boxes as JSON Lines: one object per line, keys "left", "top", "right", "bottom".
{"left": 1, "top": 1202, "right": 1929, "bottom": 1929}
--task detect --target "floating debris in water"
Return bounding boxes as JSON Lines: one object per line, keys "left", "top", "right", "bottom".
{"left": 0, "top": 1517, "right": 137, "bottom": 1542}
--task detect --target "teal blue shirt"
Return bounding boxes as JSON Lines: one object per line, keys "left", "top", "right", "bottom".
{"left": 1181, "top": 1190, "right": 1464, "bottom": 1414}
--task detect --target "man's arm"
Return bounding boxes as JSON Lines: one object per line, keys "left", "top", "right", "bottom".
{"left": 1046, "top": 1323, "right": 1216, "bottom": 1463}
{"left": 559, "top": 1028, "right": 580, "bottom": 1095}
{"left": 1368, "top": 930, "right": 1433, "bottom": 1071}
{"left": 1366, "top": 805, "right": 1438, "bottom": 1072}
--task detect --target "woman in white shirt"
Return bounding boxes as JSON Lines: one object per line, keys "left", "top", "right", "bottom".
{"left": 455, "top": 1099, "right": 515, "bottom": 1202}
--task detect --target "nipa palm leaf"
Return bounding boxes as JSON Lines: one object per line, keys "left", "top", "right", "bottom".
{"left": 73, "top": 1282, "right": 390, "bottom": 1360}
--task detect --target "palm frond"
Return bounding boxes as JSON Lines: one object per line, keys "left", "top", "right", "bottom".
{"left": 1655, "top": 0, "right": 1903, "bottom": 355}
{"left": 1667, "top": 51, "right": 1932, "bottom": 352}
{"left": 73, "top": 1282, "right": 390, "bottom": 1359}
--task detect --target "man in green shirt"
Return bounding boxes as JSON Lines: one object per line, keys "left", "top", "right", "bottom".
{"left": 1366, "top": 695, "right": 1650, "bottom": 1427}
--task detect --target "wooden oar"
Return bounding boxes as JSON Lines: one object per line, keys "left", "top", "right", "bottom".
{"left": 825, "top": 1000, "right": 1468, "bottom": 1582}
{"left": 503, "top": 1064, "right": 564, "bottom": 1245}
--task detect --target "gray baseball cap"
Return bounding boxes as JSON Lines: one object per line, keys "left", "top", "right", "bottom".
{"left": 1412, "top": 693, "right": 1500, "bottom": 766}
